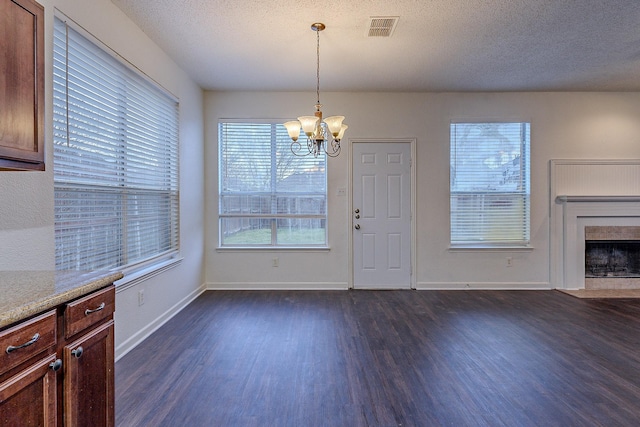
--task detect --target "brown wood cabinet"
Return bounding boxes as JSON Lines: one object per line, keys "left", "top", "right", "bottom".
{"left": 0, "top": 354, "right": 58, "bottom": 426}
{"left": 62, "top": 286, "right": 115, "bottom": 427}
{"left": 0, "top": 0, "right": 45, "bottom": 171}
{"left": 64, "top": 321, "right": 114, "bottom": 427}
{"left": 0, "top": 310, "right": 58, "bottom": 426}
{"left": 0, "top": 285, "right": 116, "bottom": 427}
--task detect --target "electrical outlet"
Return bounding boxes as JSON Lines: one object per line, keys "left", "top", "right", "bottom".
{"left": 138, "top": 289, "right": 145, "bottom": 306}
{"left": 272, "top": 257, "right": 279, "bottom": 267}
{"left": 506, "top": 257, "right": 513, "bottom": 267}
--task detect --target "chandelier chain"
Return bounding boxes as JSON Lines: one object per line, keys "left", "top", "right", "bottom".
{"left": 316, "top": 28, "right": 320, "bottom": 105}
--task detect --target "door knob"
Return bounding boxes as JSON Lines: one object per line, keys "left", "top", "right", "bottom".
{"left": 354, "top": 224, "right": 360, "bottom": 230}
{"left": 72, "top": 346, "right": 83, "bottom": 358}
{"left": 50, "top": 359, "right": 62, "bottom": 371}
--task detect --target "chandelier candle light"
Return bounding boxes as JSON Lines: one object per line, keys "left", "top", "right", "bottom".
{"left": 284, "top": 23, "right": 347, "bottom": 157}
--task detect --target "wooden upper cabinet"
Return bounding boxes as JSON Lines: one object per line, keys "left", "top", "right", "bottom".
{"left": 0, "top": 0, "right": 45, "bottom": 171}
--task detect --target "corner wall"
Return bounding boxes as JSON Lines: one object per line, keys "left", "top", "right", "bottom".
{"left": 0, "top": 0, "right": 205, "bottom": 359}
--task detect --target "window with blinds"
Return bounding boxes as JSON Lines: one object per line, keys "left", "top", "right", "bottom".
{"left": 450, "top": 122, "right": 530, "bottom": 246}
{"left": 53, "top": 16, "right": 179, "bottom": 271}
{"left": 219, "top": 122, "right": 327, "bottom": 247}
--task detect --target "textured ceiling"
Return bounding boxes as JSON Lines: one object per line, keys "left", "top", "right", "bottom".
{"left": 110, "top": 0, "right": 640, "bottom": 92}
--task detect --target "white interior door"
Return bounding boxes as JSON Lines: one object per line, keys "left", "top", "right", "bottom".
{"left": 352, "top": 141, "right": 412, "bottom": 289}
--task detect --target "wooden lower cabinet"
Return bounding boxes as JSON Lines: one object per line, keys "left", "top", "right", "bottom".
{"left": 0, "top": 285, "right": 115, "bottom": 427}
{"left": 63, "top": 321, "right": 114, "bottom": 427}
{"left": 0, "top": 354, "right": 58, "bottom": 427}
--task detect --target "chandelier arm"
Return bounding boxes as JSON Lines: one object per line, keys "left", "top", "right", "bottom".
{"left": 290, "top": 140, "right": 305, "bottom": 156}
{"left": 324, "top": 140, "right": 341, "bottom": 157}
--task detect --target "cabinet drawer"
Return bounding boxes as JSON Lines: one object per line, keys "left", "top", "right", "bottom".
{"left": 65, "top": 286, "right": 115, "bottom": 339}
{"left": 0, "top": 310, "right": 56, "bottom": 376}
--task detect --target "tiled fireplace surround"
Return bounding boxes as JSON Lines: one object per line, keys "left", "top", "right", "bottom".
{"left": 551, "top": 160, "right": 640, "bottom": 290}
{"left": 555, "top": 196, "right": 640, "bottom": 289}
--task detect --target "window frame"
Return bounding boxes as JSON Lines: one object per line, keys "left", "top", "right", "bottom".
{"left": 52, "top": 13, "right": 180, "bottom": 274}
{"left": 218, "top": 120, "right": 329, "bottom": 249}
{"left": 449, "top": 121, "right": 531, "bottom": 249}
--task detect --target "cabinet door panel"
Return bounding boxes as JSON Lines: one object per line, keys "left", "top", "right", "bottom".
{"left": 0, "top": 354, "right": 57, "bottom": 427}
{"left": 0, "top": 0, "right": 45, "bottom": 170}
{"left": 63, "top": 320, "right": 114, "bottom": 427}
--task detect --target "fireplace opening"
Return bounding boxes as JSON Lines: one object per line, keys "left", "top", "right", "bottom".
{"left": 585, "top": 240, "right": 640, "bottom": 278}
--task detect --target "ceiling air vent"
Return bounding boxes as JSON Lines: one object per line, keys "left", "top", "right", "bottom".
{"left": 367, "top": 16, "right": 399, "bottom": 38}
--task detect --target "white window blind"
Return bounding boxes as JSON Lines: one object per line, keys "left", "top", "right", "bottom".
{"left": 450, "top": 122, "right": 530, "bottom": 246}
{"left": 53, "top": 17, "right": 179, "bottom": 271}
{"left": 219, "top": 122, "right": 327, "bottom": 247}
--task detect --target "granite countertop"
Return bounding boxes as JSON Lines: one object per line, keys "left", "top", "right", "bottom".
{"left": 0, "top": 270, "right": 123, "bottom": 329}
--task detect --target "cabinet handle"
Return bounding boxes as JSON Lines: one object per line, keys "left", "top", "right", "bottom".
{"left": 50, "top": 359, "right": 63, "bottom": 371}
{"left": 72, "top": 346, "right": 84, "bottom": 358}
{"left": 85, "top": 302, "right": 105, "bottom": 316}
{"left": 6, "top": 333, "right": 40, "bottom": 354}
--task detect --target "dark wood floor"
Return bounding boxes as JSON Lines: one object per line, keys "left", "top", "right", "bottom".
{"left": 115, "top": 290, "right": 640, "bottom": 426}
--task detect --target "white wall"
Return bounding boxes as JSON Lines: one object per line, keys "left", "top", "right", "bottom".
{"left": 205, "top": 91, "right": 640, "bottom": 289}
{"left": 0, "top": 0, "right": 205, "bottom": 358}
{"left": 4, "top": 0, "right": 638, "bottom": 357}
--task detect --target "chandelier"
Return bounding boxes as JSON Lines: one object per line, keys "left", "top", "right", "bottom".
{"left": 284, "top": 23, "right": 347, "bottom": 157}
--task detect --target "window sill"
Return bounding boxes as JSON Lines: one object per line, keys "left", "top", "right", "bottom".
{"left": 114, "top": 256, "right": 183, "bottom": 292}
{"left": 448, "top": 245, "right": 534, "bottom": 252}
{"left": 216, "top": 246, "right": 330, "bottom": 252}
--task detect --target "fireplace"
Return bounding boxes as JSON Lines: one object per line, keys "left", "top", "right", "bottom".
{"left": 552, "top": 195, "right": 640, "bottom": 289}
{"left": 586, "top": 241, "right": 640, "bottom": 277}
{"left": 584, "top": 226, "right": 640, "bottom": 289}
{"left": 550, "top": 160, "right": 640, "bottom": 290}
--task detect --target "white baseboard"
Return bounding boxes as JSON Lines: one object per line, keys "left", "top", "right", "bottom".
{"left": 207, "top": 282, "right": 349, "bottom": 290}
{"left": 416, "top": 281, "right": 552, "bottom": 290}
{"left": 115, "top": 283, "right": 206, "bottom": 361}
{"left": 207, "top": 282, "right": 552, "bottom": 291}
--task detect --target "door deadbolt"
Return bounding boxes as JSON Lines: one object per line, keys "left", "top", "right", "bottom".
{"left": 354, "top": 224, "right": 360, "bottom": 230}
